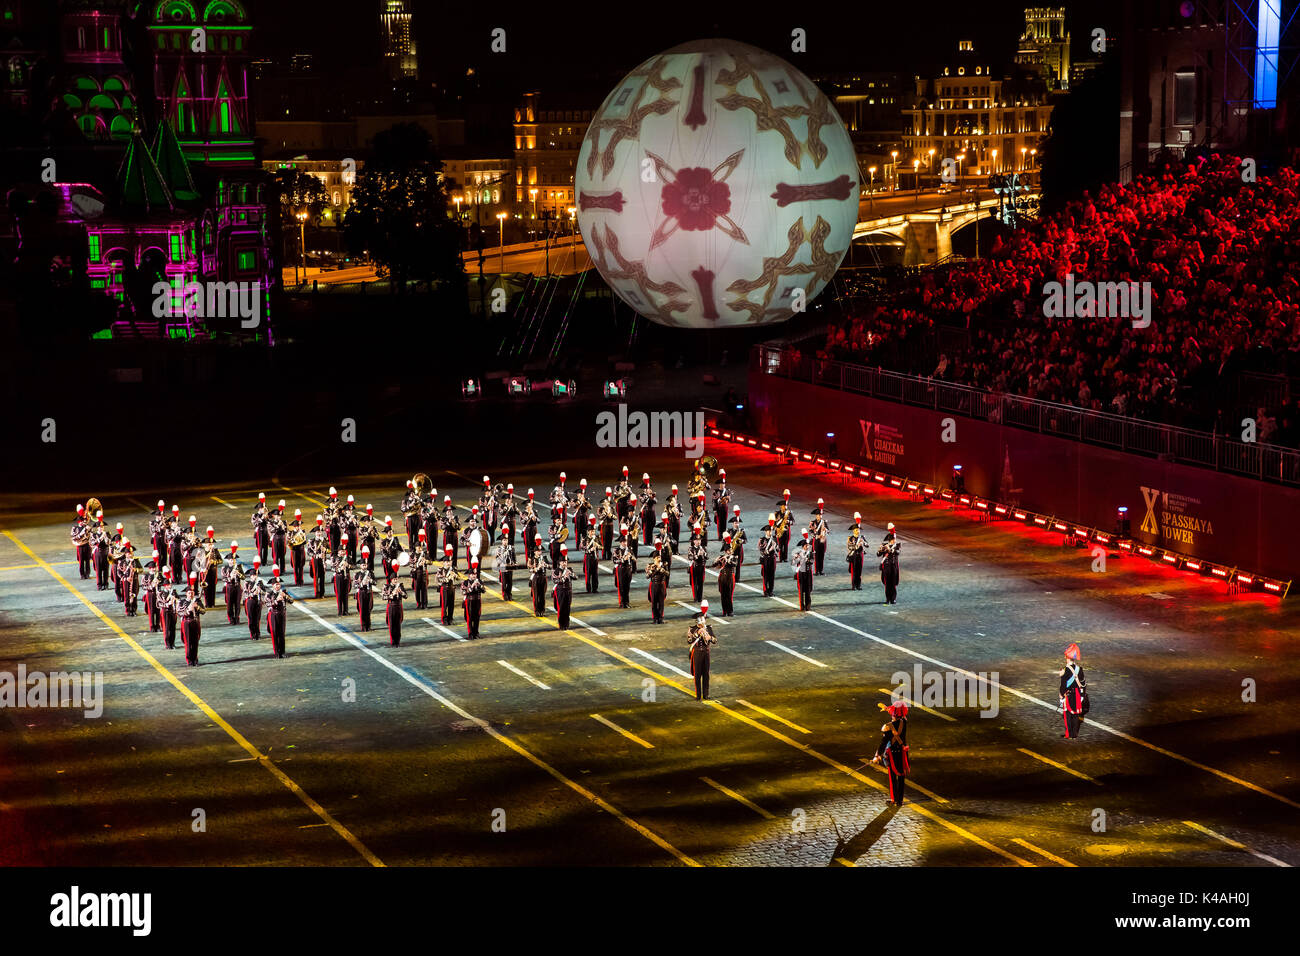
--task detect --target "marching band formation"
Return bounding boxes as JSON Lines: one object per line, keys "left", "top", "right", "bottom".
{"left": 67, "top": 458, "right": 904, "bottom": 672}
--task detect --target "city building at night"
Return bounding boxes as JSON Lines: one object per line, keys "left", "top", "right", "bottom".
{"left": 902, "top": 39, "right": 1053, "bottom": 183}
{"left": 1016, "top": 6, "right": 1071, "bottom": 90}
{"left": 378, "top": 0, "right": 416, "bottom": 81}
{"left": 514, "top": 92, "right": 590, "bottom": 222}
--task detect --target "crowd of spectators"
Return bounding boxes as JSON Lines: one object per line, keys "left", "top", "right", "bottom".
{"left": 816, "top": 154, "right": 1300, "bottom": 447}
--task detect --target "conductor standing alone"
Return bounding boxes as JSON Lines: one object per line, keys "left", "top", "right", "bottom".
{"left": 687, "top": 602, "right": 718, "bottom": 701}
{"left": 872, "top": 699, "right": 910, "bottom": 805}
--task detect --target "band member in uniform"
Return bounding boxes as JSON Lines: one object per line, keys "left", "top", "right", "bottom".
{"left": 847, "top": 527, "right": 866, "bottom": 590}
{"left": 70, "top": 506, "right": 92, "bottom": 579}
{"left": 546, "top": 515, "right": 565, "bottom": 567}
{"left": 244, "top": 558, "right": 265, "bottom": 639}
{"left": 877, "top": 523, "right": 900, "bottom": 605}
{"left": 339, "top": 498, "right": 359, "bottom": 565}
{"left": 687, "top": 605, "right": 717, "bottom": 701}
{"left": 142, "top": 550, "right": 162, "bottom": 631}
{"left": 758, "top": 515, "right": 778, "bottom": 596}
{"left": 686, "top": 524, "right": 708, "bottom": 603}
{"left": 439, "top": 496, "right": 460, "bottom": 569}
{"left": 461, "top": 507, "right": 484, "bottom": 567}
{"left": 159, "top": 567, "right": 179, "bottom": 648}
{"left": 222, "top": 542, "right": 243, "bottom": 624}
{"left": 354, "top": 506, "right": 377, "bottom": 575}
{"left": 639, "top": 475, "right": 657, "bottom": 545}
{"left": 872, "top": 700, "right": 910, "bottom": 805}
{"left": 463, "top": 557, "right": 485, "bottom": 639}
{"left": 401, "top": 480, "right": 421, "bottom": 548}
{"left": 665, "top": 485, "right": 683, "bottom": 555}
{"left": 354, "top": 551, "right": 376, "bottom": 631}
{"left": 307, "top": 517, "right": 328, "bottom": 599}
{"left": 380, "top": 522, "right": 404, "bottom": 583}
{"left": 550, "top": 472, "right": 569, "bottom": 521}
{"left": 552, "top": 547, "right": 574, "bottom": 629}
{"left": 198, "top": 526, "right": 219, "bottom": 608}
{"left": 571, "top": 479, "right": 591, "bottom": 538}
{"left": 499, "top": 486, "right": 520, "bottom": 548}
{"left": 690, "top": 493, "right": 709, "bottom": 548}
{"left": 726, "top": 505, "right": 747, "bottom": 581}
{"left": 120, "top": 541, "right": 141, "bottom": 616}
{"left": 332, "top": 539, "right": 353, "bottom": 615}
{"left": 109, "top": 522, "right": 126, "bottom": 599}
{"left": 712, "top": 472, "right": 730, "bottom": 536}
{"left": 287, "top": 509, "right": 308, "bottom": 584}
{"left": 493, "top": 528, "right": 516, "bottom": 601}
{"left": 265, "top": 567, "right": 294, "bottom": 659}
{"left": 384, "top": 563, "right": 408, "bottom": 646}
{"left": 712, "top": 535, "right": 738, "bottom": 616}
{"left": 420, "top": 493, "right": 440, "bottom": 556}
{"left": 410, "top": 535, "right": 430, "bottom": 610}
{"left": 437, "top": 545, "right": 458, "bottom": 625}
{"left": 614, "top": 466, "right": 633, "bottom": 523}
{"left": 165, "top": 513, "right": 185, "bottom": 592}
{"left": 528, "top": 535, "right": 549, "bottom": 616}
{"left": 775, "top": 489, "right": 793, "bottom": 560}
{"left": 626, "top": 496, "right": 641, "bottom": 559}
{"left": 582, "top": 516, "right": 601, "bottom": 593}
{"left": 324, "top": 487, "right": 342, "bottom": 554}
{"left": 251, "top": 492, "right": 270, "bottom": 565}
{"left": 180, "top": 573, "right": 206, "bottom": 666}
{"left": 479, "top": 477, "right": 499, "bottom": 542}
{"left": 612, "top": 526, "right": 636, "bottom": 608}
{"left": 645, "top": 542, "right": 669, "bottom": 624}
{"left": 1059, "top": 643, "right": 1087, "bottom": 739}
{"left": 809, "top": 500, "right": 829, "bottom": 574}
{"left": 598, "top": 490, "right": 616, "bottom": 560}
{"left": 149, "top": 500, "right": 167, "bottom": 559}
{"left": 91, "top": 516, "right": 111, "bottom": 590}
{"left": 792, "top": 530, "right": 814, "bottom": 610}
{"left": 522, "top": 491, "right": 540, "bottom": 562}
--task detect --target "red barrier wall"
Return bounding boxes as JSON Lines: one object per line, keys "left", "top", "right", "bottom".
{"left": 748, "top": 374, "right": 1300, "bottom": 581}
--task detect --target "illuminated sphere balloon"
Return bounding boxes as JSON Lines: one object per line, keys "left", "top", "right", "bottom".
{"left": 576, "top": 39, "right": 859, "bottom": 328}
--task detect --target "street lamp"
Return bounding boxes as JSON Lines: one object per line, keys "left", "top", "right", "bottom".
{"left": 867, "top": 166, "right": 876, "bottom": 213}
{"left": 890, "top": 150, "right": 898, "bottom": 193}
{"left": 991, "top": 148, "right": 998, "bottom": 174}
{"left": 567, "top": 206, "right": 576, "bottom": 239}
{"left": 496, "top": 212, "right": 507, "bottom": 272}
{"left": 1020, "top": 146, "right": 1027, "bottom": 170}
{"left": 453, "top": 194, "right": 462, "bottom": 220}
{"left": 956, "top": 152, "right": 966, "bottom": 188}
{"left": 913, "top": 159, "right": 920, "bottom": 201}
{"left": 529, "top": 188, "right": 538, "bottom": 221}
{"left": 296, "top": 210, "right": 308, "bottom": 285}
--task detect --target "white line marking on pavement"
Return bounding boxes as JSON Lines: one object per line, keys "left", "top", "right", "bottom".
{"left": 211, "top": 497, "right": 237, "bottom": 509}
{"left": 1183, "top": 821, "right": 1291, "bottom": 867}
{"left": 290, "top": 600, "right": 697, "bottom": 865}
{"left": 630, "top": 647, "right": 693, "bottom": 680}
{"left": 497, "top": 659, "right": 551, "bottom": 689}
{"left": 591, "top": 713, "right": 653, "bottom": 749}
{"left": 700, "top": 776, "right": 775, "bottom": 819}
{"left": 423, "top": 619, "right": 466, "bottom": 642}
{"left": 568, "top": 615, "right": 606, "bottom": 636}
{"left": 735, "top": 699, "right": 811, "bottom": 734}
{"left": 765, "top": 640, "right": 827, "bottom": 668}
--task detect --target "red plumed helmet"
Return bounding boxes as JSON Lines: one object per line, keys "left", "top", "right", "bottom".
{"left": 419, "top": 528, "right": 427, "bottom": 538}
{"left": 1065, "top": 643, "right": 1081, "bottom": 661}
{"left": 889, "top": 700, "right": 910, "bottom": 718}
{"left": 445, "top": 544, "right": 453, "bottom": 553}
{"left": 253, "top": 557, "right": 261, "bottom": 566}
{"left": 362, "top": 545, "right": 370, "bottom": 554}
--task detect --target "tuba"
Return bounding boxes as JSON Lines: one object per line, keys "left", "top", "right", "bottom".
{"left": 411, "top": 473, "right": 433, "bottom": 499}
{"left": 289, "top": 526, "right": 308, "bottom": 547}
{"left": 86, "top": 497, "right": 103, "bottom": 517}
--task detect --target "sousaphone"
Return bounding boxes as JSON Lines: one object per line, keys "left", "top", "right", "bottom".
{"left": 86, "top": 497, "right": 103, "bottom": 519}
{"left": 411, "top": 473, "right": 433, "bottom": 498}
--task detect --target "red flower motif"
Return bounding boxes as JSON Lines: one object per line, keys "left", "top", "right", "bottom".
{"left": 661, "top": 167, "right": 731, "bottom": 231}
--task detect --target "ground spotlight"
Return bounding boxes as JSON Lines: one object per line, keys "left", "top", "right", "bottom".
{"left": 603, "top": 379, "right": 627, "bottom": 399}
{"left": 461, "top": 378, "right": 480, "bottom": 397}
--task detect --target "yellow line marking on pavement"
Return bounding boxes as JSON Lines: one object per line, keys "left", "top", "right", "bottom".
{"left": 1012, "top": 838, "right": 1077, "bottom": 867}
{"left": 860, "top": 761, "right": 951, "bottom": 804}
{"left": 3, "top": 529, "right": 384, "bottom": 868}
{"left": 211, "top": 496, "right": 237, "bottom": 509}
{"left": 290, "top": 598, "right": 699, "bottom": 867}
{"left": 834, "top": 856, "right": 857, "bottom": 867}
{"left": 1183, "top": 820, "right": 1291, "bottom": 867}
{"left": 700, "top": 776, "right": 776, "bottom": 819}
{"left": 875, "top": 688, "right": 957, "bottom": 722}
{"left": 2, "top": 561, "right": 77, "bottom": 571}
{"left": 592, "top": 714, "right": 654, "bottom": 749}
{"left": 1017, "top": 748, "right": 1102, "bottom": 785}
{"left": 736, "top": 699, "right": 811, "bottom": 734}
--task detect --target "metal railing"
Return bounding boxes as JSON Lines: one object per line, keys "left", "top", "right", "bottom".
{"left": 755, "top": 345, "right": 1300, "bottom": 485}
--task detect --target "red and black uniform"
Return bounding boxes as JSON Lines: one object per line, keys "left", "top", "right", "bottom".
{"left": 552, "top": 562, "right": 574, "bottom": 630}
{"left": 307, "top": 529, "right": 328, "bottom": 598}
{"left": 758, "top": 530, "right": 778, "bottom": 596}
{"left": 354, "top": 566, "right": 376, "bottom": 631}
{"left": 793, "top": 541, "right": 814, "bottom": 610}
{"left": 1060, "top": 661, "right": 1087, "bottom": 739}
{"left": 494, "top": 541, "right": 516, "bottom": 601}
{"left": 332, "top": 551, "right": 353, "bottom": 616}
{"left": 383, "top": 578, "right": 407, "bottom": 646}
{"left": 437, "top": 566, "right": 458, "bottom": 625}
{"left": 409, "top": 547, "right": 430, "bottom": 609}
{"left": 878, "top": 533, "right": 900, "bottom": 605}
{"left": 847, "top": 533, "right": 866, "bottom": 590}
{"left": 180, "top": 590, "right": 205, "bottom": 667}
{"left": 612, "top": 541, "right": 635, "bottom": 609}
{"left": 243, "top": 571, "right": 264, "bottom": 639}
{"left": 159, "top": 584, "right": 179, "bottom": 649}
{"left": 687, "top": 620, "right": 717, "bottom": 701}
{"left": 712, "top": 549, "right": 737, "bottom": 617}
{"left": 528, "top": 555, "right": 549, "bottom": 617}
{"left": 809, "top": 513, "right": 828, "bottom": 574}
{"left": 686, "top": 538, "right": 707, "bottom": 603}
{"left": 71, "top": 517, "right": 92, "bottom": 579}
{"left": 463, "top": 570, "right": 484, "bottom": 639}
{"left": 265, "top": 581, "right": 293, "bottom": 658}
{"left": 646, "top": 555, "right": 669, "bottom": 624}
{"left": 222, "top": 556, "right": 243, "bottom": 624}
{"left": 875, "top": 710, "right": 910, "bottom": 805}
